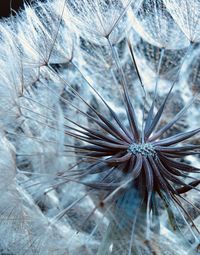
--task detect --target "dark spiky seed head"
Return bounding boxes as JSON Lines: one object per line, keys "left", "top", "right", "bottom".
{"left": 65, "top": 67, "right": 200, "bottom": 231}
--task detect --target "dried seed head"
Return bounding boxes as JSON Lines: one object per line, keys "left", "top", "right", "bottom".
{"left": 128, "top": 143, "right": 157, "bottom": 158}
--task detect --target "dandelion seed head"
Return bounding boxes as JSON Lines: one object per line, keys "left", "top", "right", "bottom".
{"left": 0, "top": 0, "right": 200, "bottom": 254}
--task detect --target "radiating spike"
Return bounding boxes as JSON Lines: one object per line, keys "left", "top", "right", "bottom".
{"left": 176, "top": 180, "right": 200, "bottom": 194}
{"left": 78, "top": 144, "right": 115, "bottom": 152}
{"left": 106, "top": 153, "right": 132, "bottom": 163}
{"left": 161, "top": 151, "right": 200, "bottom": 158}
{"left": 132, "top": 154, "right": 143, "bottom": 179}
{"left": 155, "top": 144, "right": 200, "bottom": 153}
{"left": 149, "top": 96, "right": 198, "bottom": 141}
{"left": 144, "top": 48, "right": 165, "bottom": 136}
{"left": 161, "top": 157, "right": 200, "bottom": 173}
{"left": 149, "top": 156, "right": 171, "bottom": 195}
{"left": 143, "top": 157, "right": 154, "bottom": 240}
{"left": 108, "top": 37, "right": 140, "bottom": 141}
{"left": 64, "top": 114, "right": 129, "bottom": 145}
{"left": 153, "top": 128, "right": 200, "bottom": 146}
{"left": 158, "top": 158, "right": 191, "bottom": 178}
{"left": 145, "top": 81, "right": 175, "bottom": 139}
{"left": 157, "top": 157, "right": 200, "bottom": 192}
{"left": 40, "top": 78, "right": 126, "bottom": 141}
{"left": 49, "top": 63, "right": 132, "bottom": 142}
{"left": 71, "top": 62, "right": 133, "bottom": 141}
{"left": 143, "top": 157, "right": 154, "bottom": 193}
{"left": 95, "top": 110, "right": 133, "bottom": 142}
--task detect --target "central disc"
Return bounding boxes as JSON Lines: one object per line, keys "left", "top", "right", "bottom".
{"left": 128, "top": 143, "right": 156, "bottom": 158}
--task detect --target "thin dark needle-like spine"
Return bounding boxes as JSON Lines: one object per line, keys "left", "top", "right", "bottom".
{"left": 107, "top": 37, "right": 140, "bottom": 141}
{"left": 70, "top": 61, "right": 133, "bottom": 141}
{"left": 161, "top": 157, "right": 200, "bottom": 173}
{"left": 47, "top": 64, "right": 131, "bottom": 142}
{"left": 153, "top": 128, "right": 200, "bottom": 146}
{"left": 23, "top": 94, "right": 126, "bottom": 145}
{"left": 145, "top": 81, "right": 175, "bottom": 140}
{"left": 149, "top": 94, "right": 199, "bottom": 141}
{"left": 144, "top": 48, "right": 165, "bottom": 137}
{"left": 39, "top": 77, "right": 127, "bottom": 141}
{"left": 143, "top": 157, "right": 154, "bottom": 239}
{"left": 127, "top": 38, "right": 146, "bottom": 143}
{"left": 156, "top": 157, "right": 200, "bottom": 192}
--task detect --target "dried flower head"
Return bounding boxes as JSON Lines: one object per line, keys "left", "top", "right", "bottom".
{"left": 0, "top": 0, "right": 200, "bottom": 255}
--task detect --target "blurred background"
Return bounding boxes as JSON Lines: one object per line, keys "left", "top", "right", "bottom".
{"left": 0, "top": 0, "right": 33, "bottom": 18}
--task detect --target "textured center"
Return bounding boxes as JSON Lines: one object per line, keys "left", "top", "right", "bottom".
{"left": 128, "top": 143, "right": 156, "bottom": 158}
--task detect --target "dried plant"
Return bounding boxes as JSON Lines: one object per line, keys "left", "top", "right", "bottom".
{"left": 0, "top": 0, "right": 200, "bottom": 255}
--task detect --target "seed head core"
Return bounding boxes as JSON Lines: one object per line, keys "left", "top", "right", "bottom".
{"left": 128, "top": 143, "right": 157, "bottom": 158}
